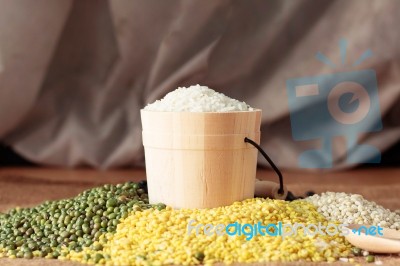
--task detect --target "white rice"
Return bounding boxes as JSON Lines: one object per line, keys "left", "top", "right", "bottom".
{"left": 144, "top": 85, "right": 254, "bottom": 112}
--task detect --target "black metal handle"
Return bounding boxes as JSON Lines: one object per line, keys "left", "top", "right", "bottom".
{"left": 244, "top": 137, "right": 284, "bottom": 195}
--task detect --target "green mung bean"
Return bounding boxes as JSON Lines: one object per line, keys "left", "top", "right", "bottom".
{"left": 366, "top": 255, "right": 375, "bottom": 263}
{"left": 0, "top": 181, "right": 154, "bottom": 260}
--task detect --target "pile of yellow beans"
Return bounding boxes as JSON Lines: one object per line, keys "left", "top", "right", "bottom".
{"left": 65, "top": 198, "right": 352, "bottom": 265}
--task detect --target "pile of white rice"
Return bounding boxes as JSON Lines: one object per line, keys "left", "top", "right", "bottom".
{"left": 144, "top": 85, "right": 254, "bottom": 112}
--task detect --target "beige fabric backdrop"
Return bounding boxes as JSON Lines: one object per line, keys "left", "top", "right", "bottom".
{"left": 0, "top": 0, "right": 399, "bottom": 169}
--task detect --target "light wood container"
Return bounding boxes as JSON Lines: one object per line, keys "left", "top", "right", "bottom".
{"left": 141, "top": 109, "right": 261, "bottom": 209}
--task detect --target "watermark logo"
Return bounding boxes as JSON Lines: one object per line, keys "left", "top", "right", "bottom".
{"left": 286, "top": 39, "right": 382, "bottom": 168}
{"left": 351, "top": 225, "right": 383, "bottom": 236}
{"left": 187, "top": 220, "right": 383, "bottom": 241}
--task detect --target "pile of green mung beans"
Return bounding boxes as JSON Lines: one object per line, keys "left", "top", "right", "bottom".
{"left": 0, "top": 181, "right": 164, "bottom": 260}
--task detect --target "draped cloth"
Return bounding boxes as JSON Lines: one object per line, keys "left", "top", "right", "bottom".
{"left": 0, "top": 0, "right": 399, "bottom": 169}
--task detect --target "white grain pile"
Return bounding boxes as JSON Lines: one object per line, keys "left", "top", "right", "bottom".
{"left": 305, "top": 192, "right": 400, "bottom": 230}
{"left": 144, "top": 85, "right": 254, "bottom": 112}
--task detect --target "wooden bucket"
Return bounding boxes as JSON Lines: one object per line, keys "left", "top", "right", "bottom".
{"left": 141, "top": 109, "right": 261, "bottom": 209}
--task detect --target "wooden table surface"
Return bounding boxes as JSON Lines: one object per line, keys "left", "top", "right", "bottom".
{"left": 0, "top": 167, "right": 399, "bottom": 266}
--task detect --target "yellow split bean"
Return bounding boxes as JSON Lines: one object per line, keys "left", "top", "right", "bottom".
{"left": 67, "top": 198, "right": 352, "bottom": 265}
